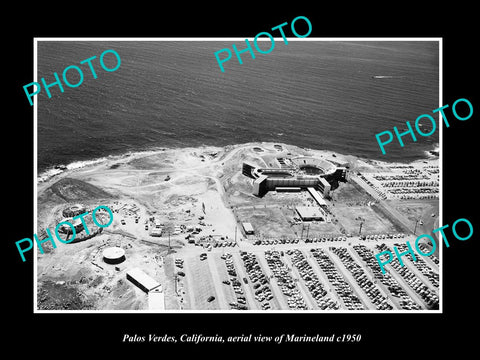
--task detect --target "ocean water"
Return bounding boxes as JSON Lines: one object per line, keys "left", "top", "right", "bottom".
{"left": 37, "top": 40, "right": 439, "bottom": 178}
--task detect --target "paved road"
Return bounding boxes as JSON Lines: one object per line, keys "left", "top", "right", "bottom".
{"left": 175, "top": 240, "right": 439, "bottom": 311}
{"left": 256, "top": 253, "right": 290, "bottom": 310}
{"left": 231, "top": 252, "right": 259, "bottom": 310}
{"left": 350, "top": 175, "right": 415, "bottom": 233}
{"left": 181, "top": 255, "right": 197, "bottom": 310}
{"left": 211, "top": 253, "right": 239, "bottom": 306}
{"left": 251, "top": 252, "right": 283, "bottom": 310}
{"left": 206, "top": 254, "right": 230, "bottom": 310}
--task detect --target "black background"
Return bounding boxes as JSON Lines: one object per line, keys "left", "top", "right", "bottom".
{"left": 5, "top": 3, "right": 478, "bottom": 354}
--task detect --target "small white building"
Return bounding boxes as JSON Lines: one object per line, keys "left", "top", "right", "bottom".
{"left": 150, "top": 228, "right": 163, "bottom": 237}
{"left": 148, "top": 286, "right": 165, "bottom": 310}
{"left": 295, "top": 206, "right": 325, "bottom": 221}
{"left": 242, "top": 222, "right": 255, "bottom": 235}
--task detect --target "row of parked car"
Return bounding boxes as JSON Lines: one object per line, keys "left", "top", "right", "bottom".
{"left": 393, "top": 194, "right": 439, "bottom": 200}
{"left": 396, "top": 244, "right": 439, "bottom": 288}
{"left": 310, "top": 248, "right": 364, "bottom": 310}
{"left": 372, "top": 173, "right": 428, "bottom": 181}
{"left": 360, "top": 233, "right": 405, "bottom": 241}
{"left": 304, "top": 236, "right": 347, "bottom": 243}
{"left": 175, "top": 258, "right": 185, "bottom": 277}
{"left": 175, "top": 258, "right": 184, "bottom": 268}
{"left": 330, "top": 247, "right": 393, "bottom": 310}
{"left": 222, "top": 252, "right": 237, "bottom": 277}
{"left": 240, "top": 251, "right": 273, "bottom": 310}
{"left": 380, "top": 180, "right": 438, "bottom": 188}
{"left": 264, "top": 250, "right": 307, "bottom": 310}
{"left": 254, "top": 238, "right": 299, "bottom": 246}
{"left": 221, "top": 252, "right": 248, "bottom": 310}
{"left": 287, "top": 249, "right": 339, "bottom": 310}
{"left": 254, "top": 284, "right": 274, "bottom": 309}
{"left": 366, "top": 244, "right": 422, "bottom": 310}
{"left": 209, "top": 241, "right": 237, "bottom": 248}
{"left": 355, "top": 173, "right": 388, "bottom": 200}
{"left": 417, "top": 243, "right": 440, "bottom": 265}
{"left": 388, "top": 187, "right": 438, "bottom": 194}
{"left": 387, "top": 244, "right": 439, "bottom": 309}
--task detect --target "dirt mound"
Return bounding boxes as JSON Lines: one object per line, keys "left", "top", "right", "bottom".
{"left": 37, "top": 280, "right": 95, "bottom": 310}
{"left": 48, "top": 178, "right": 112, "bottom": 202}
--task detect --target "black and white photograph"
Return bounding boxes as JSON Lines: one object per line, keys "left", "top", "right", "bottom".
{"left": 6, "top": 5, "right": 478, "bottom": 354}
{"left": 33, "top": 39, "right": 441, "bottom": 313}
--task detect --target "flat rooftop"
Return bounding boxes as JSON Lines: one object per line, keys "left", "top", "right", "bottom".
{"left": 307, "top": 187, "right": 327, "bottom": 206}
{"left": 126, "top": 268, "right": 160, "bottom": 293}
{"left": 296, "top": 206, "right": 325, "bottom": 220}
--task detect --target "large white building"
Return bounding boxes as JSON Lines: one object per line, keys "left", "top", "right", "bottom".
{"left": 126, "top": 268, "right": 161, "bottom": 293}
{"left": 245, "top": 156, "right": 346, "bottom": 197}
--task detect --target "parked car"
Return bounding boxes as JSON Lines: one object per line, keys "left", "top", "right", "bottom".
{"left": 207, "top": 296, "right": 215, "bottom": 303}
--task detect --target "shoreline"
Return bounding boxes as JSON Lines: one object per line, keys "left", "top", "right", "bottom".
{"left": 36, "top": 140, "right": 439, "bottom": 311}
{"left": 37, "top": 141, "right": 440, "bottom": 185}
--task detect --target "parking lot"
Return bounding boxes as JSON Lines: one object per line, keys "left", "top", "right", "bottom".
{"left": 375, "top": 243, "right": 439, "bottom": 309}
{"left": 169, "top": 238, "right": 439, "bottom": 311}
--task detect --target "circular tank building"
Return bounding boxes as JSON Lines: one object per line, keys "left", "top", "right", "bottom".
{"left": 291, "top": 157, "right": 337, "bottom": 176}
{"left": 102, "top": 247, "right": 126, "bottom": 264}
{"left": 62, "top": 204, "right": 86, "bottom": 218}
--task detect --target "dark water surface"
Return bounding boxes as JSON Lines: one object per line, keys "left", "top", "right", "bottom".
{"left": 37, "top": 40, "right": 439, "bottom": 177}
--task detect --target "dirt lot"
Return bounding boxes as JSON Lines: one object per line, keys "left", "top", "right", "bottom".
{"left": 36, "top": 142, "right": 439, "bottom": 311}
{"left": 332, "top": 204, "right": 397, "bottom": 235}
